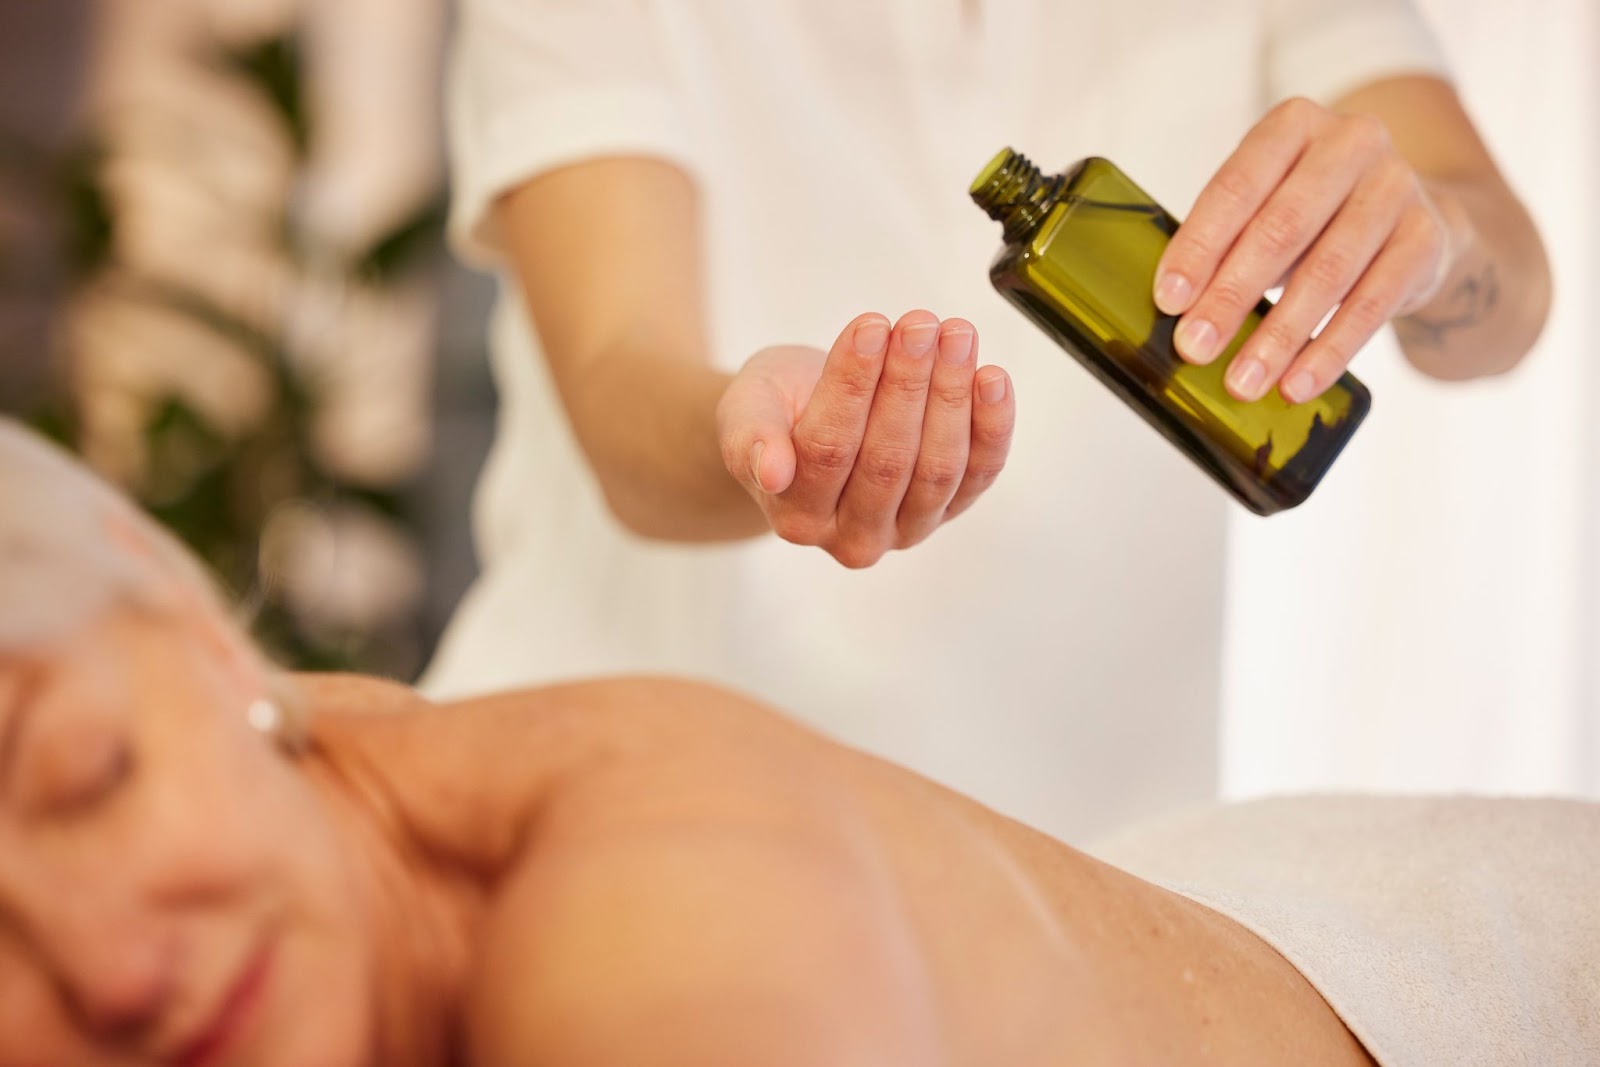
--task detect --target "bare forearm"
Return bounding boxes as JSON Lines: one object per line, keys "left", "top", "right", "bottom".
{"left": 496, "top": 159, "right": 767, "bottom": 543}
{"left": 563, "top": 349, "right": 767, "bottom": 542}
{"left": 1395, "top": 177, "right": 1551, "bottom": 379}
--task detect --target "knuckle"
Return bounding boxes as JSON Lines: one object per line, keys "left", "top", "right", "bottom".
{"left": 927, "top": 374, "right": 972, "bottom": 409}
{"left": 794, "top": 431, "right": 856, "bottom": 474}
{"left": 1343, "top": 291, "right": 1392, "bottom": 333}
{"left": 827, "top": 368, "right": 878, "bottom": 404}
{"left": 964, "top": 443, "right": 1011, "bottom": 484}
{"left": 1344, "top": 113, "right": 1392, "bottom": 155}
{"left": 1277, "top": 95, "right": 1315, "bottom": 119}
{"left": 1165, "top": 232, "right": 1210, "bottom": 268}
{"left": 1257, "top": 314, "right": 1307, "bottom": 360}
{"left": 961, "top": 464, "right": 1004, "bottom": 498}
{"left": 973, "top": 409, "right": 1016, "bottom": 449}
{"left": 1274, "top": 95, "right": 1324, "bottom": 134}
{"left": 1356, "top": 114, "right": 1395, "bottom": 151}
{"left": 879, "top": 369, "right": 932, "bottom": 404}
{"left": 1266, "top": 97, "right": 1300, "bottom": 129}
{"left": 1213, "top": 167, "right": 1259, "bottom": 212}
{"left": 1300, "top": 245, "right": 1357, "bottom": 293}
{"left": 1378, "top": 154, "right": 1417, "bottom": 195}
{"left": 1254, "top": 203, "right": 1311, "bottom": 259}
{"left": 1302, "top": 338, "right": 1349, "bottom": 377}
{"left": 855, "top": 444, "right": 917, "bottom": 491}
{"left": 1206, "top": 275, "right": 1255, "bottom": 316}
{"left": 913, "top": 454, "right": 965, "bottom": 496}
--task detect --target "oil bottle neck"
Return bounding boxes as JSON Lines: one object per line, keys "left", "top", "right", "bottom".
{"left": 970, "top": 148, "right": 1069, "bottom": 242}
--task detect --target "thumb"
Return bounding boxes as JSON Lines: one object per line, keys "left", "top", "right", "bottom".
{"left": 748, "top": 435, "right": 797, "bottom": 495}
{"left": 718, "top": 377, "right": 798, "bottom": 495}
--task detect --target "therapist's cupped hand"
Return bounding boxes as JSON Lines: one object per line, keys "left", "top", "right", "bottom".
{"left": 716, "top": 311, "right": 1015, "bottom": 569}
{"left": 1155, "top": 95, "right": 1451, "bottom": 404}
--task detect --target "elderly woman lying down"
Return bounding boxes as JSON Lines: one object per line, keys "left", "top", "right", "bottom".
{"left": 0, "top": 418, "right": 1594, "bottom": 1067}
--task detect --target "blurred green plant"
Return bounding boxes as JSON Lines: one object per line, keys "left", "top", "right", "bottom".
{"left": 7, "top": 32, "right": 446, "bottom": 676}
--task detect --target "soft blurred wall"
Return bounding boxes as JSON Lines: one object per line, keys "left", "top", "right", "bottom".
{"left": 1222, "top": 0, "right": 1600, "bottom": 799}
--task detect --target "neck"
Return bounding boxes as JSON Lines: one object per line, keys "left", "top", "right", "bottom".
{"left": 298, "top": 675, "right": 663, "bottom": 876}
{"left": 305, "top": 736, "right": 487, "bottom": 1067}
{"left": 289, "top": 674, "right": 696, "bottom": 1063}
{"left": 287, "top": 673, "right": 641, "bottom": 1065}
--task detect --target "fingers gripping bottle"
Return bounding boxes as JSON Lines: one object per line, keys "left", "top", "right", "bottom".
{"left": 970, "top": 148, "right": 1369, "bottom": 515}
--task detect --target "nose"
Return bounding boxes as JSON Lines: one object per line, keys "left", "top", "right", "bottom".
{"left": 64, "top": 946, "right": 174, "bottom": 1042}
{"left": 36, "top": 904, "right": 178, "bottom": 1044}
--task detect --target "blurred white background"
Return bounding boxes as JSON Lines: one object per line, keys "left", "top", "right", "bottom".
{"left": 1223, "top": 0, "right": 1600, "bottom": 799}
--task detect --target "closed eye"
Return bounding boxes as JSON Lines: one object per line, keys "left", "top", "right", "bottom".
{"left": 57, "top": 739, "right": 135, "bottom": 816}
{"left": 19, "top": 726, "right": 137, "bottom": 819}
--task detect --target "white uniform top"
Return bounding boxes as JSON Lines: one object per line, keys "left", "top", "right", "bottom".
{"left": 432, "top": 0, "right": 1445, "bottom": 840}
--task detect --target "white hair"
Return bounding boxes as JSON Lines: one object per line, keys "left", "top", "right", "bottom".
{"left": 0, "top": 418, "right": 221, "bottom": 652}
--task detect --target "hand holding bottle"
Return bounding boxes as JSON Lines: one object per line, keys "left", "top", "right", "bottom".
{"left": 716, "top": 311, "right": 1014, "bottom": 568}
{"left": 1154, "top": 96, "right": 1452, "bottom": 403}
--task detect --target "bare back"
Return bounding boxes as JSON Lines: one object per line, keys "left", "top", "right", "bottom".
{"left": 312, "top": 676, "right": 1374, "bottom": 1067}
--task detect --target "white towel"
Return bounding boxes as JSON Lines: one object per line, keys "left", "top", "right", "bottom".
{"left": 1088, "top": 796, "right": 1600, "bottom": 1066}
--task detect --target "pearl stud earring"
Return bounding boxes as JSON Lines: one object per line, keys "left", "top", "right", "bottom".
{"left": 246, "top": 697, "right": 285, "bottom": 739}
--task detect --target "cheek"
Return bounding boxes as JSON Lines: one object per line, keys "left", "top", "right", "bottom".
{"left": 141, "top": 722, "right": 318, "bottom": 873}
{"left": 250, "top": 922, "right": 375, "bottom": 1067}
{"left": 0, "top": 958, "right": 101, "bottom": 1067}
{"left": 252, "top": 798, "right": 379, "bottom": 1067}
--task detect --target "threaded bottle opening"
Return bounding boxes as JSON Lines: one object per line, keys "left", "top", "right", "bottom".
{"left": 970, "top": 147, "right": 1064, "bottom": 239}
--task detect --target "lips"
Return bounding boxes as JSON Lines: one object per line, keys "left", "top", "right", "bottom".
{"left": 172, "top": 938, "right": 275, "bottom": 1067}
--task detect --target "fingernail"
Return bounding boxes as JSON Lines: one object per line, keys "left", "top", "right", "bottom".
{"left": 938, "top": 327, "right": 974, "bottom": 366}
{"left": 1282, "top": 370, "right": 1317, "bottom": 404}
{"left": 901, "top": 321, "right": 939, "bottom": 357}
{"left": 1175, "top": 317, "right": 1218, "bottom": 363}
{"left": 749, "top": 441, "right": 765, "bottom": 488}
{"left": 977, "top": 371, "right": 1007, "bottom": 405}
{"left": 1154, "top": 271, "right": 1192, "bottom": 314}
{"left": 1228, "top": 357, "right": 1267, "bottom": 400}
{"left": 854, "top": 320, "right": 889, "bottom": 357}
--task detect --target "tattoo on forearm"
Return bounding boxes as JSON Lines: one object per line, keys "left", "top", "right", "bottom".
{"left": 1394, "top": 263, "right": 1501, "bottom": 348}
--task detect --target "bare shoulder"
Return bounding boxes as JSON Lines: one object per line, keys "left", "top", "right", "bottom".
{"left": 296, "top": 673, "right": 1379, "bottom": 1066}
{"left": 455, "top": 682, "right": 945, "bottom": 1066}
{"left": 438, "top": 681, "right": 1376, "bottom": 1067}
{"left": 307, "top": 673, "right": 805, "bottom": 763}
{"left": 308, "top": 672, "right": 836, "bottom": 879}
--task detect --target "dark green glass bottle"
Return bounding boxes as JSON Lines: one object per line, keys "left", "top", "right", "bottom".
{"left": 971, "top": 148, "right": 1369, "bottom": 515}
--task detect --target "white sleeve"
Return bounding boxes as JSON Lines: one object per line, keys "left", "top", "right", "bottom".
{"left": 446, "top": 0, "right": 696, "bottom": 266}
{"left": 1264, "top": 0, "right": 1451, "bottom": 107}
